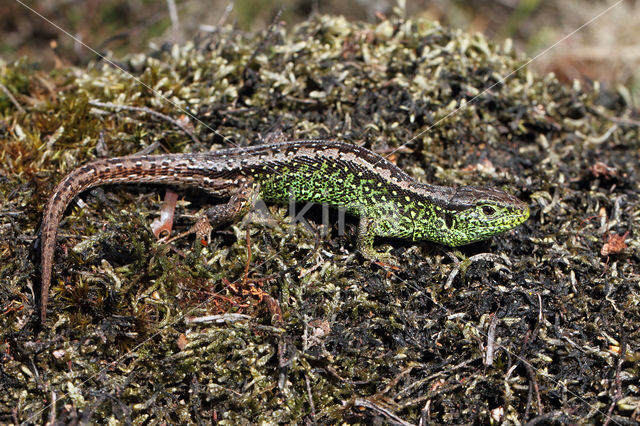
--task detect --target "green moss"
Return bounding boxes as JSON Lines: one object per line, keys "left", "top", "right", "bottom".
{"left": 1, "top": 13, "right": 639, "bottom": 425}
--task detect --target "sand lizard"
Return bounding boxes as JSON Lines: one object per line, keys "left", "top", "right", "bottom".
{"left": 38, "top": 140, "right": 529, "bottom": 321}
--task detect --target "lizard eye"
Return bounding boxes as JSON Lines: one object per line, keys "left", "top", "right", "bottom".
{"left": 482, "top": 205, "right": 496, "bottom": 216}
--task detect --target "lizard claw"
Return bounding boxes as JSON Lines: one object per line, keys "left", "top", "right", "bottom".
{"left": 192, "top": 215, "right": 213, "bottom": 245}
{"left": 163, "top": 214, "right": 213, "bottom": 245}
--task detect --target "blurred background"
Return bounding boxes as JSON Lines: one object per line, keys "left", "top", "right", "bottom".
{"left": 1, "top": 0, "right": 638, "bottom": 102}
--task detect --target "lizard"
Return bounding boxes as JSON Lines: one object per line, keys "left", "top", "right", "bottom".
{"left": 38, "top": 140, "right": 529, "bottom": 321}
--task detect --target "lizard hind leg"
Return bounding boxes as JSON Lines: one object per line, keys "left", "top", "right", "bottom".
{"left": 164, "top": 178, "right": 259, "bottom": 244}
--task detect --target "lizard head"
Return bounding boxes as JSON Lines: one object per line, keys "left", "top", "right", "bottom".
{"left": 412, "top": 186, "right": 529, "bottom": 247}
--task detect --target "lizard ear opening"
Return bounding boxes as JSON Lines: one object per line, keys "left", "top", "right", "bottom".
{"left": 444, "top": 212, "right": 454, "bottom": 228}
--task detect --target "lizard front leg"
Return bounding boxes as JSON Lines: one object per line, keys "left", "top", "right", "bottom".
{"left": 356, "top": 216, "right": 398, "bottom": 265}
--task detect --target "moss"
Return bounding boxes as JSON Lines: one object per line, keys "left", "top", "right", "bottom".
{"left": 1, "top": 13, "right": 639, "bottom": 424}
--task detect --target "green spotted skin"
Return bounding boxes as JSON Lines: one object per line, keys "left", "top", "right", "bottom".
{"left": 39, "top": 140, "right": 529, "bottom": 320}
{"left": 246, "top": 141, "right": 529, "bottom": 246}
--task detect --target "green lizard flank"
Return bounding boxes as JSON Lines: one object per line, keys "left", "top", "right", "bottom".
{"left": 38, "top": 140, "right": 529, "bottom": 321}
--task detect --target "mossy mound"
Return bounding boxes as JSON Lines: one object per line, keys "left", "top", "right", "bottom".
{"left": 1, "top": 14, "right": 638, "bottom": 424}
